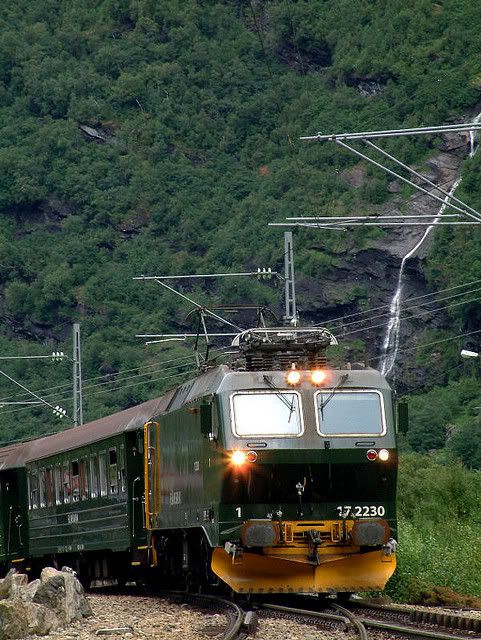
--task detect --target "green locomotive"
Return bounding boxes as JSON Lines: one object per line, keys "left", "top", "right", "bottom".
{"left": 0, "top": 328, "right": 401, "bottom": 594}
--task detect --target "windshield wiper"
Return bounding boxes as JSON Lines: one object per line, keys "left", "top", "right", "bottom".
{"left": 263, "top": 375, "right": 296, "bottom": 422}
{"left": 319, "top": 373, "right": 349, "bottom": 418}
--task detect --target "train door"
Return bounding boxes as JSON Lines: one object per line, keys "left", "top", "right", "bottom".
{"left": 1, "top": 470, "right": 25, "bottom": 563}
{"left": 144, "top": 421, "right": 161, "bottom": 529}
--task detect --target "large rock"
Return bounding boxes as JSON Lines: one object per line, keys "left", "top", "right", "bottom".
{"left": 0, "top": 599, "right": 28, "bottom": 639}
{"left": 0, "top": 571, "right": 28, "bottom": 600}
{"left": 33, "top": 568, "right": 92, "bottom": 623}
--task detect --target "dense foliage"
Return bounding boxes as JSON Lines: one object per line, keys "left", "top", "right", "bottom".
{"left": 0, "top": 0, "right": 481, "bottom": 465}
{"left": 387, "top": 453, "right": 481, "bottom": 602}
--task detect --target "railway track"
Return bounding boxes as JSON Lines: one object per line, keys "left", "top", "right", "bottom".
{"left": 258, "top": 599, "right": 481, "bottom": 640}
{"left": 163, "top": 591, "right": 257, "bottom": 640}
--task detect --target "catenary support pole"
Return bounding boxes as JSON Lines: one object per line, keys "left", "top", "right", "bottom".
{"left": 73, "top": 323, "right": 83, "bottom": 426}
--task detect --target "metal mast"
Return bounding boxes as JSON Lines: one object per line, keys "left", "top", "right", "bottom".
{"left": 72, "top": 323, "right": 83, "bottom": 427}
{"left": 284, "top": 232, "right": 298, "bottom": 325}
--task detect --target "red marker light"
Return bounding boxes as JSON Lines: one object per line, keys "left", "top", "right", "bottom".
{"left": 366, "top": 449, "right": 378, "bottom": 461}
{"left": 246, "top": 451, "right": 257, "bottom": 463}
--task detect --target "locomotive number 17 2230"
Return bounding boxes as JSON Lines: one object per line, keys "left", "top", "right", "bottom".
{"left": 336, "top": 505, "right": 386, "bottom": 518}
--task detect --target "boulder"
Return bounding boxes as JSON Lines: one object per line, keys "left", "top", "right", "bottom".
{"left": 33, "top": 568, "right": 92, "bottom": 623}
{"left": 25, "top": 602, "right": 59, "bottom": 636}
{"left": 21, "top": 578, "right": 41, "bottom": 602}
{"left": 0, "top": 571, "right": 28, "bottom": 600}
{"left": 0, "top": 599, "right": 29, "bottom": 639}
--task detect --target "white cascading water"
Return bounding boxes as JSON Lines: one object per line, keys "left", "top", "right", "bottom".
{"left": 379, "top": 115, "right": 481, "bottom": 376}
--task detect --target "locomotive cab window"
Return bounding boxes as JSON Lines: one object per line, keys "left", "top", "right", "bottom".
{"left": 315, "top": 390, "right": 386, "bottom": 436}
{"left": 230, "top": 391, "right": 303, "bottom": 437}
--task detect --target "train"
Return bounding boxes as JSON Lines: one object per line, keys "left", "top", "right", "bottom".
{"left": 0, "top": 327, "right": 403, "bottom": 595}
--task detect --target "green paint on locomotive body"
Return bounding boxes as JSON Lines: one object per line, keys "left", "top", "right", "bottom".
{"left": 150, "top": 365, "right": 398, "bottom": 547}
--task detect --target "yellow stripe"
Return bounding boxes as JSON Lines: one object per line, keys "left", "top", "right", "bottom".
{"left": 131, "top": 561, "right": 141, "bottom": 566}
{"left": 137, "top": 545, "right": 148, "bottom": 550}
{"left": 11, "top": 558, "right": 25, "bottom": 563}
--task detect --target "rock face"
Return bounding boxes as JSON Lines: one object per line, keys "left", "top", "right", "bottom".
{"left": 0, "top": 568, "right": 92, "bottom": 639}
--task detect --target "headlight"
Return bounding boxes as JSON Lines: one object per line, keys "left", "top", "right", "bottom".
{"left": 286, "top": 365, "right": 301, "bottom": 386}
{"left": 311, "top": 369, "right": 327, "bottom": 385}
{"left": 379, "top": 449, "right": 390, "bottom": 461}
{"left": 231, "top": 450, "right": 247, "bottom": 465}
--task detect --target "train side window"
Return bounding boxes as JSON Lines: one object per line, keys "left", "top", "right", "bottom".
{"left": 63, "top": 462, "right": 71, "bottom": 504}
{"left": 109, "top": 448, "right": 118, "bottom": 495}
{"left": 99, "top": 453, "right": 108, "bottom": 497}
{"left": 39, "top": 469, "right": 47, "bottom": 508}
{"left": 71, "top": 460, "right": 80, "bottom": 502}
{"left": 80, "top": 458, "right": 89, "bottom": 500}
{"left": 90, "top": 455, "right": 99, "bottom": 498}
{"left": 29, "top": 469, "right": 39, "bottom": 510}
{"left": 54, "top": 466, "right": 62, "bottom": 505}
{"left": 119, "top": 445, "right": 126, "bottom": 494}
{"left": 45, "top": 468, "right": 54, "bottom": 507}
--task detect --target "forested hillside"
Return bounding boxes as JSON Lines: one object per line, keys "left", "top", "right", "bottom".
{"left": 1, "top": 0, "right": 481, "bottom": 472}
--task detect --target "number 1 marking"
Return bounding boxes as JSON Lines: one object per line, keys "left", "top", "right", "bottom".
{"left": 235, "top": 507, "right": 242, "bottom": 518}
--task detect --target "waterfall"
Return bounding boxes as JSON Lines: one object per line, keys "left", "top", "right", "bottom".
{"left": 379, "top": 178, "right": 462, "bottom": 376}
{"left": 379, "top": 116, "right": 481, "bottom": 376}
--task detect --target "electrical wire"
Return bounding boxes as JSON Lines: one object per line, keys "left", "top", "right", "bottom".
{"left": 326, "top": 285, "right": 481, "bottom": 336}
{"left": 0, "top": 350, "right": 207, "bottom": 404}
{"left": 339, "top": 295, "right": 481, "bottom": 339}
{"left": 367, "top": 327, "right": 481, "bottom": 364}
{"left": 313, "top": 277, "right": 481, "bottom": 329}
{"left": 0, "top": 347, "right": 232, "bottom": 418}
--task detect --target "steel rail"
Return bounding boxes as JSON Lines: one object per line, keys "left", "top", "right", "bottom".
{"left": 261, "top": 603, "right": 356, "bottom": 635}
{"left": 356, "top": 616, "right": 476, "bottom": 640}
{"left": 330, "top": 603, "right": 368, "bottom": 640}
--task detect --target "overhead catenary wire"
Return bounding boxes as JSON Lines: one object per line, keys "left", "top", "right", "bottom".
{"left": 338, "top": 295, "right": 481, "bottom": 339}
{"left": 312, "top": 277, "right": 481, "bottom": 330}
{"left": 0, "top": 346, "right": 233, "bottom": 419}
{"left": 367, "top": 327, "right": 481, "bottom": 364}
{"left": 0, "top": 351, "right": 201, "bottom": 404}
{"left": 325, "top": 285, "right": 481, "bottom": 336}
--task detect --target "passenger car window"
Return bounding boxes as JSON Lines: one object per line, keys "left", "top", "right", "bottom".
{"left": 54, "top": 466, "right": 62, "bottom": 505}
{"left": 29, "top": 470, "right": 39, "bottom": 510}
{"left": 63, "top": 463, "right": 71, "bottom": 504}
{"left": 45, "top": 468, "right": 54, "bottom": 507}
{"left": 90, "top": 455, "right": 99, "bottom": 498}
{"left": 109, "top": 448, "right": 118, "bottom": 494}
{"left": 39, "top": 469, "right": 46, "bottom": 508}
{"left": 315, "top": 390, "right": 386, "bottom": 436}
{"left": 230, "top": 391, "right": 303, "bottom": 437}
{"left": 80, "top": 458, "right": 90, "bottom": 500}
{"left": 71, "top": 460, "right": 80, "bottom": 502}
{"left": 99, "top": 453, "right": 108, "bottom": 497}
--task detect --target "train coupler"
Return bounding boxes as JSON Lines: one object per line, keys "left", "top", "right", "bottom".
{"left": 307, "top": 529, "right": 322, "bottom": 565}
{"left": 224, "top": 541, "right": 244, "bottom": 564}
